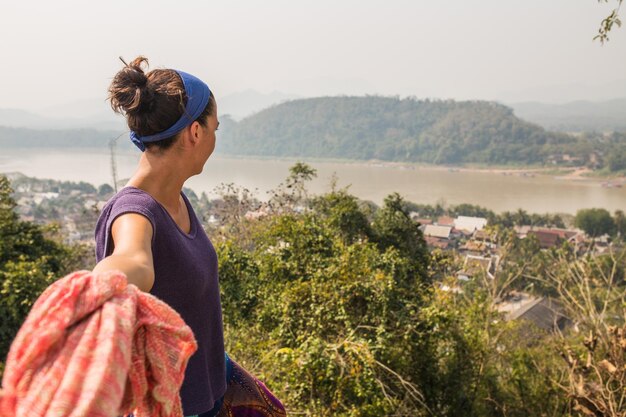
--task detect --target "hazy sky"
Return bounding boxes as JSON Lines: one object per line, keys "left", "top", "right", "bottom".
{"left": 1, "top": 0, "right": 625, "bottom": 110}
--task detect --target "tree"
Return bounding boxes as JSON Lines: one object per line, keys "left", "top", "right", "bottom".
{"left": 310, "top": 190, "right": 372, "bottom": 244}
{"left": 596, "top": 0, "right": 623, "bottom": 43}
{"left": 97, "top": 183, "right": 114, "bottom": 197}
{"left": 268, "top": 162, "right": 318, "bottom": 212}
{"left": 0, "top": 175, "right": 88, "bottom": 361}
{"left": 536, "top": 247, "right": 626, "bottom": 416}
{"left": 216, "top": 180, "right": 573, "bottom": 416}
{"left": 614, "top": 210, "right": 626, "bottom": 240}
{"left": 448, "top": 203, "right": 494, "bottom": 219}
{"left": 211, "top": 182, "right": 260, "bottom": 237}
{"left": 607, "top": 147, "right": 626, "bottom": 171}
{"left": 371, "top": 193, "right": 430, "bottom": 285}
{"left": 574, "top": 208, "right": 616, "bottom": 237}
{"left": 217, "top": 203, "right": 436, "bottom": 415}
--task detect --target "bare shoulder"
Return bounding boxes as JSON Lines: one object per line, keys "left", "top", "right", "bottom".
{"left": 110, "top": 212, "right": 153, "bottom": 253}
{"left": 93, "top": 212, "right": 155, "bottom": 292}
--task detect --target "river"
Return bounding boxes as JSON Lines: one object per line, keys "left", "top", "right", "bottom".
{"left": 1, "top": 148, "right": 625, "bottom": 214}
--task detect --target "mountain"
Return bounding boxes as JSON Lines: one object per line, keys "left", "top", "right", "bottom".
{"left": 0, "top": 126, "right": 134, "bottom": 150}
{"left": 35, "top": 98, "right": 126, "bottom": 131}
{"left": 0, "top": 108, "right": 54, "bottom": 128}
{"left": 2, "top": 90, "right": 298, "bottom": 130}
{"left": 507, "top": 98, "right": 626, "bottom": 132}
{"left": 9, "top": 93, "right": 625, "bottom": 135}
{"left": 0, "top": 104, "right": 126, "bottom": 131}
{"left": 496, "top": 79, "right": 626, "bottom": 104}
{"left": 216, "top": 96, "right": 579, "bottom": 164}
{"left": 37, "top": 98, "right": 112, "bottom": 119}
{"left": 4, "top": 96, "right": 625, "bottom": 169}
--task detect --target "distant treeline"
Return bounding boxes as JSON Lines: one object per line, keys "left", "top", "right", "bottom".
{"left": 217, "top": 96, "right": 626, "bottom": 170}
{"left": 3, "top": 97, "right": 626, "bottom": 171}
{"left": 405, "top": 201, "right": 567, "bottom": 229}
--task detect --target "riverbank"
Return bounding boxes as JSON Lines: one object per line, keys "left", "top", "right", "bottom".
{"left": 3, "top": 149, "right": 626, "bottom": 214}
{"left": 449, "top": 166, "right": 625, "bottom": 184}
{"left": 366, "top": 162, "right": 625, "bottom": 183}
{"left": 226, "top": 153, "right": 625, "bottom": 183}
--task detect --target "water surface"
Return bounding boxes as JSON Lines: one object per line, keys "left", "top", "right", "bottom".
{"left": 2, "top": 148, "right": 625, "bottom": 214}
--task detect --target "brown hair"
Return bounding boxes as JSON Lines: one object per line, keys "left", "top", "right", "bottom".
{"left": 108, "top": 56, "right": 214, "bottom": 151}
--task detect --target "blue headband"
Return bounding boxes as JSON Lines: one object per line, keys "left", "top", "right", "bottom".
{"left": 129, "top": 70, "right": 211, "bottom": 152}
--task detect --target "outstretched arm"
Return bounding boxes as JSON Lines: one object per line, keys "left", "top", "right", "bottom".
{"left": 93, "top": 213, "right": 155, "bottom": 293}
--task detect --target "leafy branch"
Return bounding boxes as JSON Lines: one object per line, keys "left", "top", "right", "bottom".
{"left": 596, "top": 0, "right": 623, "bottom": 43}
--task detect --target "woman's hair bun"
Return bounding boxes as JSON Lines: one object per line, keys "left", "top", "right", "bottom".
{"left": 107, "top": 55, "right": 196, "bottom": 142}
{"left": 108, "top": 56, "right": 154, "bottom": 115}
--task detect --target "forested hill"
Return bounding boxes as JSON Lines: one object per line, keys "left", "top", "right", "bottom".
{"left": 2, "top": 97, "right": 625, "bottom": 169}
{"left": 217, "top": 96, "right": 579, "bottom": 164}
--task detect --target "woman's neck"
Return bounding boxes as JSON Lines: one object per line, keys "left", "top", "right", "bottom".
{"left": 126, "top": 152, "right": 191, "bottom": 212}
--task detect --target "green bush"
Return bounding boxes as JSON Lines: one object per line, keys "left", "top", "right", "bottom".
{"left": 0, "top": 175, "right": 89, "bottom": 362}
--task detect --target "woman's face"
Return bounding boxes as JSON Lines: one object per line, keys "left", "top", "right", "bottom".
{"left": 198, "top": 102, "right": 219, "bottom": 168}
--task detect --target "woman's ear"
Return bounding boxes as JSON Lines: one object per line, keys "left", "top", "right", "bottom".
{"left": 188, "top": 121, "right": 202, "bottom": 144}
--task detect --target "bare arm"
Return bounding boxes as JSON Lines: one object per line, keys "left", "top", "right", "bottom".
{"left": 93, "top": 213, "right": 155, "bottom": 293}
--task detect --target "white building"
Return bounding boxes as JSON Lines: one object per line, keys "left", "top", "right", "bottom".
{"left": 454, "top": 216, "right": 488, "bottom": 232}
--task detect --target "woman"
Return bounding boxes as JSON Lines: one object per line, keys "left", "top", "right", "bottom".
{"left": 93, "top": 57, "right": 284, "bottom": 417}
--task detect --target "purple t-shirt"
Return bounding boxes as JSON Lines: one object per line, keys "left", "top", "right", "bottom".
{"left": 94, "top": 186, "right": 226, "bottom": 415}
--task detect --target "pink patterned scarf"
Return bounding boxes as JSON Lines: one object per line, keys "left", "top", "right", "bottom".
{"left": 0, "top": 270, "right": 197, "bottom": 417}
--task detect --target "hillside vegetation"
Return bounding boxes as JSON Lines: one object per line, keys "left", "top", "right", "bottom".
{"left": 218, "top": 96, "right": 587, "bottom": 164}
{"left": 2, "top": 167, "right": 626, "bottom": 416}
{"left": 3, "top": 97, "right": 626, "bottom": 171}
